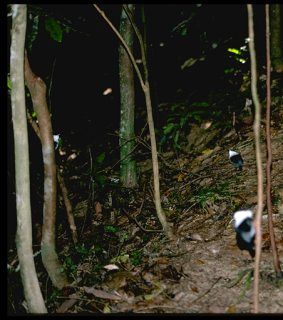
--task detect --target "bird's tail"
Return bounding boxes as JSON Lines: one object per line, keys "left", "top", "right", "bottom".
{"left": 249, "top": 248, "right": 255, "bottom": 258}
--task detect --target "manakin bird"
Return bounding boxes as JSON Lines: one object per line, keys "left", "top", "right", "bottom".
{"left": 229, "top": 149, "right": 244, "bottom": 170}
{"left": 233, "top": 209, "right": 255, "bottom": 258}
{"left": 53, "top": 134, "right": 61, "bottom": 150}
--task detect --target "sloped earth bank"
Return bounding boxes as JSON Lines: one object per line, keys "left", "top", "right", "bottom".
{"left": 108, "top": 126, "right": 283, "bottom": 313}
{"left": 51, "top": 107, "right": 283, "bottom": 314}
{"left": 8, "top": 106, "right": 283, "bottom": 314}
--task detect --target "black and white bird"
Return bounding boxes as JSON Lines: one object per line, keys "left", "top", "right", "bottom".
{"left": 53, "top": 134, "right": 61, "bottom": 150}
{"left": 233, "top": 209, "right": 255, "bottom": 258}
{"left": 229, "top": 150, "right": 244, "bottom": 170}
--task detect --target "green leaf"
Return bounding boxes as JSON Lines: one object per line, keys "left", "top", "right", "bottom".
{"left": 96, "top": 152, "right": 105, "bottom": 164}
{"left": 173, "top": 131, "right": 180, "bottom": 145}
{"left": 181, "top": 57, "right": 198, "bottom": 70}
{"left": 27, "top": 14, "right": 39, "bottom": 51}
{"left": 227, "top": 47, "right": 241, "bottom": 55}
{"left": 224, "top": 68, "right": 234, "bottom": 74}
{"left": 191, "top": 101, "right": 209, "bottom": 107}
{"left": 163, "top": 123, "right": 175, "bottom": 135}
{"left": 95, "top": 174, "right": 106, "bottom": 186}
{"left": 181, "top": 27, "right": 187, "bottom": 36}
{"left": 131, "top": 250, "right": 142, "bottom": 266}
{"left": 180, "top": 114, "right": 188, "bottom": 128}
{"left": 235, "top": 57, "right": 246, "bottom": 64}
{"left": 104, "top": 225, "right": 119, "bottom": 233}
{"left": 75, "top": 244, "right": 88, "bottom": 255}
{"left": 7, "top": 76, "right": 12, "bottom": 90}
{"left": 45, "top": 17, "right": 63, "bottom": 43}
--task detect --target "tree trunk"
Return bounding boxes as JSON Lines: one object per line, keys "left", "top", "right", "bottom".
{"left": 270, "top": 4, "right": 283, "bottom": 72}
{"left": 10, "top": 4, "right": 47, "bottom": 313}
{"left": 265, "top": 5, "right": 282, "bottom": 278}
{"left": 119, "top": 4, "right": 137, "bottom": 188}
{"left": 24, "top": 53, "right": 69, "bottom": 289}
{"left": 93, "top": 4, "right": 172, "bottom": 238}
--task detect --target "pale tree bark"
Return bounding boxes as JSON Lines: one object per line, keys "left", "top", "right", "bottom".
{"left": 247, "top": 4, "right": 264, "bottom": 314}
{"left": 119, "top": 4, "right": 137, "bottom": 188}
{"left": 10, "top": 4, "right": 47, "bottom": 313}
{"left": 24, "top": 53, "right": 69, "bottom": 289}
{"left": 270, "top": 4, "right": 283, "bottom": 72}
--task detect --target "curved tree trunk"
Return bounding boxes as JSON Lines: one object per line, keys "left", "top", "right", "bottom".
{"left": 10, "top": 4, "right": 47, "bottom": 313}
{"left": 119, "top": 4, "right": 137, "bottom": 188}
{"left": 24, "top": 53, "right": 69, "bottom": 289}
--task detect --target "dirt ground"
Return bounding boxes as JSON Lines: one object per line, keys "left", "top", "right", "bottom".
{"left": 53, "top": 115, "right": 283, "bottom": 314}
{"left": 8, "top": 107, "right": 283, "bottom": 314}
{"left": 103, "top": 126, "right": 283, "bottom": 314}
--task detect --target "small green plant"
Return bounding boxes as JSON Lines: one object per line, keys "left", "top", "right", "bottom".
{"left": 142, "top": 234, "right": 150, "bottom": 243}
{"left": 227, "top": 47, "right": 247, "bottom": 65}
{"left": 92, "top": 263, "right": 103, "bottom": 273}
{"left": 272, "top": 194, "right": 281, "bottom": 206}
{"left": 45, "top": 17, "right": 63, "bottom": 43}
{"left": 237, "top": 270, "right": 253, "bottom": 303}
{"left": 104, "top": 225, "right": 119, "bottom": 233}
{"left": 62, "top": 255, "right": 77, "bottom": 274}
{"left": 92, "top": 244, "right": 103, "bottom": 254}
{"left": 27, "top": 13, "right": 39, "bottom": 51}
{"left": 75, "top": 243, "right": 90, "bottom": 258}
{"left": 120, "top": 231, "right": 129, "bottom": 242}
{"left": 46, "top": 287, "right": 61, "bottom": 305}
{"left": 90, "top": 152, "right": 107, "bottom": 188}
{"left": 131, "top": 250, "right": 143, "bottom": 266}
{"left": 159, "top": 101, "right": 213, "bottom": 150}
{"left": 193, "top": 182, "right": 233, "bottom": 208}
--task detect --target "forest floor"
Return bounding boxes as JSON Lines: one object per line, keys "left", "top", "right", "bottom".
{"left": 51, "top": 105, "right": 283, "bottom": 314}
{"left": 8, "top": 102, "right": 283, "bottom": 314}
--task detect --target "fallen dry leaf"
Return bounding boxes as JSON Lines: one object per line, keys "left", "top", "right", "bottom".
{"left": 190, "top": 285, "right": 199, "bottom": 293}
{"left": 56, "top": 293, "right": 79, "bottom": 313}
{"left": 226, "top": 305, "right": 237, "bottom": 313}
{"left": 95, "top": 201, "right": 102, "bottom": 215}
{"left": 104, "top": 264, "right": 119, "bottom": 271}
{"left": 83, "top": 287, "right": 122, "bottom": 301}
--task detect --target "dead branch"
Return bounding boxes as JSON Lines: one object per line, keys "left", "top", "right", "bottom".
{"left": 57, "top": 171, "right": 78, "bottom": 245}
